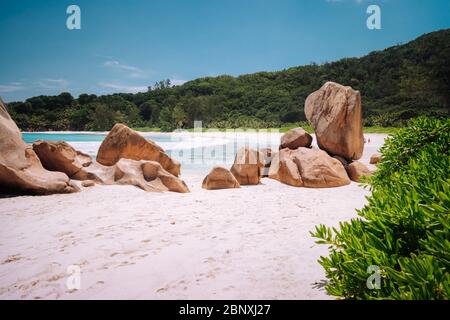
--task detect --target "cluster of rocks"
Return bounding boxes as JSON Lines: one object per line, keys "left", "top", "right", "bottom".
{"left": 271, "top": 82, "right": 377, "bottom": 187}
{"left": 0, "top": 99, "right": 188, "bottom": 195}
{"left": 202, "top": 81, "right": 379, "bottom": 190}
{"left": 202, "top": 147, "right": 266, "bottom": 190}
{"left": 0, "top": 81, "right": 382, "bottom": 195}
{"left": 0, "top": 101, "right": 79, "bottom": 195}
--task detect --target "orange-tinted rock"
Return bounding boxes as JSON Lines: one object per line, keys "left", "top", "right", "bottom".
{"left": 82, "top": 159, "right": 189, "bottom": 193}
{"left": 259, "top": 148, "right": 273, "bottom": 178}
{"left": 346, "top": 161, "right": 372, "bottom": 182}
{"left": 230, "top": 147, "right": 264, "bottom": 185}
{"left": 333, "top": 155, "right": 349, "bottom": 167}
{"left": 268, "top": 150, "right": 303, "bottom": 187}
{"left": 96, "top": 124, "right": 181, "bottom": 176}
{"left": 369, "top": 153, "right": 382, "bottom": 164}
{"left": 141, "top": 161, "right": 189, "bottom": 193}
{"left": 293, "top": 148, "right": 351, "bottom": 188}
{"left": 81, "top": 180, "right": 95, "bottom": 187}
{"left": 269, "top": 147, "right": 350, "bottom": 188}
{"left": 305, "top": 82, "right": 364, "bottom": 160}
{"left": 202, "top": 166, "right": 240, "bottom": 190}
{"left": 33, "top": 140, "right": 96, "bottom": 181}
{"left": 280, "top": 127, "right": 312, "bottom": 150}
{"left": 0, "top": 99, "right": 79, "bottom": 195}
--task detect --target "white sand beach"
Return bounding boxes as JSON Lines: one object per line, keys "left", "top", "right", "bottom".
{"left": 0, "top": 133, "right": 387, "bottom": 300}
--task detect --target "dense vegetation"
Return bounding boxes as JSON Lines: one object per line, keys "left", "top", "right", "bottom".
{"left": 6, "top": 29, "right": 450, "bottom": 132}
{"left": 312, "top": 117, "right": 450, "bottom": 299}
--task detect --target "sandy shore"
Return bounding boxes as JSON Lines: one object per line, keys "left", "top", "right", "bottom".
{"left": 0, "top": 134, "right": 388, "bottom": 299}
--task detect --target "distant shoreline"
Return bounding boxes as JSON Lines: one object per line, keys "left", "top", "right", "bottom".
{"left": 22, "top": 131, "right": 109, "bottom": 135}
{"left": 22, "top": 126, "right": 399, "bottom": 135}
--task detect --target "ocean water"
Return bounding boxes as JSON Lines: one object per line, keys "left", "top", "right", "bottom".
{"left": 22, "top": 132, "right": 186, "bottom": 158}
{"left": 22, "top": 132, "right": 280, "bottom": 173}
{"left": 23, "top": 133, "right": 108, "bottom": 143}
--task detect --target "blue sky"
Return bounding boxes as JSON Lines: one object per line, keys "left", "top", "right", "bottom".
{"left": 0, "top": 0, "right": 449, "bottom": 102}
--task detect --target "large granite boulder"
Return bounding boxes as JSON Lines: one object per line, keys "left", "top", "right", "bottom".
{"left": 0, "top": 99, "right": 79, "bottom": 195}
{"left": 141, "top": 161, "right": 189, "bottom": 193}
{"left": 268, "top": 150, "right": 303, "bottom": 187}
{"left": 230, "top": 147, "right": 264, "bottom": 185}
{"left": 370, "top": 153, "right": 382, "bottom": 164}
{"left": 96, "top": 124, "right": 181, "bottom": 176}
{"left": 269, "top": 147, "right": 350, "bottom": 188}
{"left": 81, "top": 180, "right": 95, "bottom": 187}
{"left": 32, "top": 140, "right": 96, "bottom": 181}
{"left": 259, "top": 148, "right": 273, "bottom": 178}
{"left": 202, "top": 166, "right": 240, "bottom": 190}
{"left": 305, "top": 82, "right": 364, "bottom": 160}
{"left": 346, "top": 161, "right": 373, "bottom": 182}
{"left": 333, "top": 155, "right": 348, "bottom": 167}
{"left": 81, "top": 159, "right": 189, "bottom": 193}
{"left": 280, "top": 128, "right": 312, "bottom": 150}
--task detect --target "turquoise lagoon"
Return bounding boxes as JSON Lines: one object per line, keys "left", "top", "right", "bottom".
{"left": 22, "top": 132, "right": 279, "bottom": 172}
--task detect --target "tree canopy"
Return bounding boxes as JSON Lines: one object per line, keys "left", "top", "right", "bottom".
{"left": 6, "top": 29, "right": 449, "bottom": 131}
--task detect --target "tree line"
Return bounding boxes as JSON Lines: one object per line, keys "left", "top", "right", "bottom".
{"left": 7, "top": 29, "right": 449, "bottom": 132}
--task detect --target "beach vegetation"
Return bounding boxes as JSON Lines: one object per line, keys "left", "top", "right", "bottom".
{"left": 312, "top": 117, "right": 450, "bottom": 299}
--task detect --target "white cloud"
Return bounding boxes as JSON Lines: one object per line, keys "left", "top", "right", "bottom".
{"left": 0, "top": 83, "right": 25, "bottom": 93}
{"left": 1, "top": 79, "right": 71, "bottom": 95}
{"left": 103, "top": 60, "right": 140, "bottom": 72}
{"left": 99, "top": 82, "right": 148, "bottom": 93}
{"left": 36, "top": 78, "right": 69, "bottom": 89}
{"left": 103, "top": 60, "right": 148, "bottom": 79}
{"left": 170, "top": 79, "right": 187, "bottom": 86}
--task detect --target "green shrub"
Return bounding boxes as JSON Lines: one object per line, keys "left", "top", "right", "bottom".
{"left": 311, "top": 117, "right": 450, "bottom": 299}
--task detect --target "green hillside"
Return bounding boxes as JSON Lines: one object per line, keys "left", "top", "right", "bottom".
{"left": 7, "top": 29, "right": 450, "bottom": 131}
